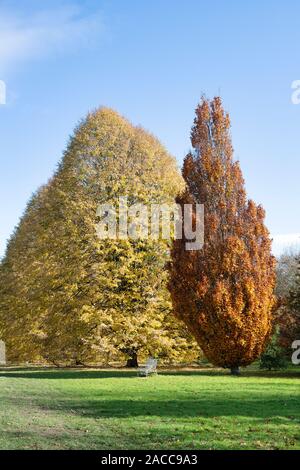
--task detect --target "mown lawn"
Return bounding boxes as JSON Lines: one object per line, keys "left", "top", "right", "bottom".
{"left": 0, "top": 367, "right": 299, "bottom": 450}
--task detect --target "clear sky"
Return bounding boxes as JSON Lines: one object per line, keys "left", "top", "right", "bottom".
{"left": 0, "top": 0, "right": 299, "bottom": 258}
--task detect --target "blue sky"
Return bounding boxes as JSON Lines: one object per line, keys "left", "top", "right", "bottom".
{"left": 0, "top": 0, "right": 299, "bottom": 257}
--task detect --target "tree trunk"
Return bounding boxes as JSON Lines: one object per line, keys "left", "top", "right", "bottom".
{"left": 230, "top": 366, "right": 240, "bottom": 376}
{"left": 126, "top": 352, "right": 138, "bottom": 368}
{"left": 74, "top": 359, "right": 85, "bottom": 367}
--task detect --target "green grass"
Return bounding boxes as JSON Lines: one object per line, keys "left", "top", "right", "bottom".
{"left": 0, "top": 367, "right": 299, "bottom": 450}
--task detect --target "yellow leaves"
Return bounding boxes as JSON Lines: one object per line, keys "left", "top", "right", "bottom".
{"left": 80, "top": 305, "right": 95, "bottom": 323}
{"left": 0, "top": 106, "right": 197, "bottom": 366}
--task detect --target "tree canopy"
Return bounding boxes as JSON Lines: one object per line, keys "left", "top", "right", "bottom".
{"left": 168, "top": 97, "right": 276, "bottom": 373}
{"left": 0, "top": 108, "right": 199, "bottom": 365}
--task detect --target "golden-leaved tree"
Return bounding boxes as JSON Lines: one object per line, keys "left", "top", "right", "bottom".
{"left": 0, "top": 108, "right": 200, "bottom": 366}
{"left": 285, "top": 258, "right": 300, "bottom": 347}
{"left": 168, "top": 97, "right": 276, "bottom": 374}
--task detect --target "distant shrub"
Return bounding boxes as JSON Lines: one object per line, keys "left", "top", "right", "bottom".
{"left": 260, "top": 326, "right": 287, "bottom": 370}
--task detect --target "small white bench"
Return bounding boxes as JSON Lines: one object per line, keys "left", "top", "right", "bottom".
{"left": 138, "top": 357, "right": 157, "bottom": 377}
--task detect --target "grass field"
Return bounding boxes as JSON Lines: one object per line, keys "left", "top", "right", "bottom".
{"left": 0, "top": 367, "right": 299, "bottom": 450}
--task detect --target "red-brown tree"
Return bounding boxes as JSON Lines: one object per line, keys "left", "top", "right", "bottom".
{"left": 168, "top": 97, "right": 276, "bottom": 374}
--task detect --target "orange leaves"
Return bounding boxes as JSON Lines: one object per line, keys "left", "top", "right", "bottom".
{"left": 168, "top": 97, "right": 276, "bottom": 369}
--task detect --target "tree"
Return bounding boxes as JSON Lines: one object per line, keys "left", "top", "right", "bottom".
{"left": 275, "top": 251, "right": 299, "bottom": 299}
{"left": 289, "top": 258, "right": 300, "bottom": 311}
{"left": 0, "top": 108, "right": 200, "bottom": 366}
{"left": 273, "top": 252, "right": 300, "bottom": 354}
{"left": 168, "top": 97, "right": 276, "bottom": 374}
{"left": 284, "top": 257, "right": 300, "bottom": 347}
{"left": 259, "top": 326, "right": 287, "bottom": 370}
{"left": 0, "top": 186, "right": 52, "bottom": 362}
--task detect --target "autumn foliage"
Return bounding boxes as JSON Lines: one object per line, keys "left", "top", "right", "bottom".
{"left": 0, "top": 108, "right": 200, "bottom": 366}
{"left": 168, "top": 97, "right": 276, "bottom": 372}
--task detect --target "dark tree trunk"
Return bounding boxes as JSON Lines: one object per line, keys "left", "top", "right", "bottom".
{"left": 230, "top": 366, "right": 240, "bottom": 376}
{"left": 74, "top": 359, "right": 86, "bottom": 367}
{"left": 126, "top": 352, "right": 138, "bottom": 368}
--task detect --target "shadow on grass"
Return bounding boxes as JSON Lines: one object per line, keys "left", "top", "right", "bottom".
{"left": 0, "top": 369, "right": 137, "bottom": 380}
{"left": 4, "top": 393, "right": 300, "bottom": 421}
{"left": 0, "top": 370, "right": 299, "bottom": 425}
{"left": 0, "top": 367, "right": 299, "bottom": 380}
